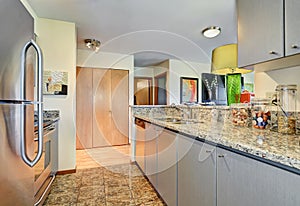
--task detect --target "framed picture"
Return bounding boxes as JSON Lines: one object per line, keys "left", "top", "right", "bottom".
{"left": 43, "top": 70, "right": 68, "bottom": 95}
{"left": 180, "top": 77, "right": 199, "bottom": 103}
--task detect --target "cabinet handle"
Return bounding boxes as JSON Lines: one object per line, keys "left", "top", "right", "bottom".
{"left": 206, "top": 150, "right": 212, "bottom": 153}
{"left": 291, "top": 44, "right": 299, "bottom": 49}
{"left": 218, "top": 154, "right": 225, "bottom": 158}
{"left": 269, "top": 51, "right": 278, "bottom": 55}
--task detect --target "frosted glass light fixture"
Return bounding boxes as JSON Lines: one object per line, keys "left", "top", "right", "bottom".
{"left": 84, "top": 39, "right": 101, "bottom": 52}
{"left": 202, "top": 26, "right": 221, "bottom": 38}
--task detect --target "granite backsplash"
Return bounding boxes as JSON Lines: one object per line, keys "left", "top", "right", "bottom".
{"left": 131, "top": 105, "right": 300, "bottom": 134}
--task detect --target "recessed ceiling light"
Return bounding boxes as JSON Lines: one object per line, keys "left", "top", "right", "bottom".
{"left": 202, "top": 26, "right": 221, "bottom": 38}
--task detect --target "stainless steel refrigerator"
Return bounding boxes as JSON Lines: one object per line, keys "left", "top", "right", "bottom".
{"left": 0, "top": 0, "right": 43, "bottom": 205}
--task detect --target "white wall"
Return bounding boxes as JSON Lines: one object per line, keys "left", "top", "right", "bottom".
{"left": 20, "top": 0, "right": 37, "bottom": 19}
{"left": 134, "top": 59, "right": 211, "bottom": 105}
{"left": 255, "top": 66, "right": 300, "bottom": 111}
{"left": 77, "top": 50, "right": 133, "bottom": 70}
{"left": 36, "top": 18, "right": 77, "bottom": 171}
{"left": 168, "top": 59, "right": 211, "bottom": 104}
{"left": 134, "top": 67, "right": 154, "bottom": 78}
{"left": 153, "top": 60, "right": 169, "bottom": 77}
{"left": 243, "top": 71, "right": 255, "bottom": 84}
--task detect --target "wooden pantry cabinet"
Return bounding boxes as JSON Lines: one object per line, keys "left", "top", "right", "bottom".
{"left": 76, "top": 67, "right": 129, "bottom": 149}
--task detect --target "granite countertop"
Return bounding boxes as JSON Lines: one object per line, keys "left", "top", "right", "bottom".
{"left": 43, "top": 110, "right": 60, "bottom": 122}
{"left": 134, "top": 114, "right": 300, "bottom": 173}
{"left": 34, "top": 110, "right": 60, "bottom": 129}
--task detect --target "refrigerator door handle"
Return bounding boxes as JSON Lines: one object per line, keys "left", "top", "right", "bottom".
{"left": 21, "top": 39, "right": 43, "bottom": 103}
{"left": 20, "top": 39, "right": 44, "bottom": 167}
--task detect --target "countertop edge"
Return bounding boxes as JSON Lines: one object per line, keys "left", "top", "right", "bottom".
{"left": 134, "top": 116, "right": 300, "bottom": 176}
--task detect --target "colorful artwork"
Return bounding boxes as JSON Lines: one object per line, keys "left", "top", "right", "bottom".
{"left": 180, "top": 77, "right": 198, "bottom": 103}
{"left": 43, "top": 70, "right": 68, "bottom": 95}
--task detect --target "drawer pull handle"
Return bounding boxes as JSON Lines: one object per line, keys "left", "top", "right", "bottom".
{"left": 291, "top": 44, "right": 299, "bottom": 49}
{"left": 269, "top": 51, "right": 278, "bottom": 55}
{"left": 218, "top": 154, "right": 225, "bottom": 158}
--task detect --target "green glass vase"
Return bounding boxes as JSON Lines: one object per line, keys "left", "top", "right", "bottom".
{"left": 226, "top": 73, "right": 241, "bottom": 106}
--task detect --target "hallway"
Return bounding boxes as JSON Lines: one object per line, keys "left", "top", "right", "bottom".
{"left": 43, "top": 146, "right": 166, "bottom": 206}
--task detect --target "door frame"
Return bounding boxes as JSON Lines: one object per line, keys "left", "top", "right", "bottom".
{"left": 134, "top": 77, "right": 153, "bottom": 105}
{"left": 154, "top": 72, "right": 167, "bottom": 105}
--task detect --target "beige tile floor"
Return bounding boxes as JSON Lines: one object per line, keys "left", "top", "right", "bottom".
{"left": 76, "top": 145, "right": 132, "bottom": 169}
{"left": 43, "top": 145, "right": 166, "bottom": 206}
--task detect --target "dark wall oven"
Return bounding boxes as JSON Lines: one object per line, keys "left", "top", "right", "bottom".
{"left": 34, "top": 121, "right": 58, "bottom": 206}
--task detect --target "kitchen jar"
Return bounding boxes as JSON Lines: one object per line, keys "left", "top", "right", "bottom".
{"left": 276, "top": 84, "right": 297, "bottom": 134}
{"left": 251, "top": 98, "right": 272, "bottom": 130}
{"left": 230, "top": 103, "right": 251, "bottom": 127}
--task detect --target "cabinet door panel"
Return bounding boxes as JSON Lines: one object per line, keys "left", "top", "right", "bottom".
{"left": 238, "top": 0, "right": 283, "bottom": 67}
{"left": 144, "top": 123, "right": 157, "bottom": 187}
{"left": 217, "top": 148, "right": 300, "bottom": 206}
{"left": 285, "top": 0, "right": 300, "bottom": 56}
{"left": 157, "top": 129, "right": 177, "bottom": 206}
{"left": 76, "top": 68, "right": 93, "bottom": 149}
{"left": 178, "top": 136, "right": 216, "bottom": 206}
{"left": 145, "top": 138, "right": 157, "bottom": 186}
{"left": 77, "top": 68, "right": 129, "bottom": 148}
{"left": 135, "top": 124, "right": 145, "bottom": 172}
{"left": 111, "top": 70, "right": 129, "bottom": 145}
{"left": 93, "top": 69, "right": 111, "bottom": 147}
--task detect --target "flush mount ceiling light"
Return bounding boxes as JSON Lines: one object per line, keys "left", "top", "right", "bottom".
{"left": 202, "top": 26, "right": 221, "bottom": 38}
{"left": 84, "top": 39, "right": 101, "bottom": 52}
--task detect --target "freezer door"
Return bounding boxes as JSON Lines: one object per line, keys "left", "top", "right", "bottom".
{"left": 0, "top": 103, "right": 34, "bottom": 206}
{"left": 0, "top": 0, "right": 34, "bottom": 101}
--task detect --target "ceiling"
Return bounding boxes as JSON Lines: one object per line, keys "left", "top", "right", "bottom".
{"left": 27, "top": 0, "right": 237, "bottom": 67}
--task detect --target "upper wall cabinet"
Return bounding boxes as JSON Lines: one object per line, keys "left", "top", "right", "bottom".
{"left": 285, "top": 0, "right": 300, "bottom": 56}
{"left": 238, "top": 0, "right": 300, "bottom": 68}
{"left": 237, "top": 0, "right": 284, "bottom": 67}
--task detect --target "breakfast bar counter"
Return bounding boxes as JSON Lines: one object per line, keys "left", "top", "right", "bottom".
{"left": 132, "top": 105, "right": 300, "bottom": 174}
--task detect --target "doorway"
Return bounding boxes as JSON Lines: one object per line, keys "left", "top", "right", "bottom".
{"left": 134, "top": 77, "right": 153, "bottom": 105}
{"left": 154, "top": 72, "right": 167, "bottom": 105}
